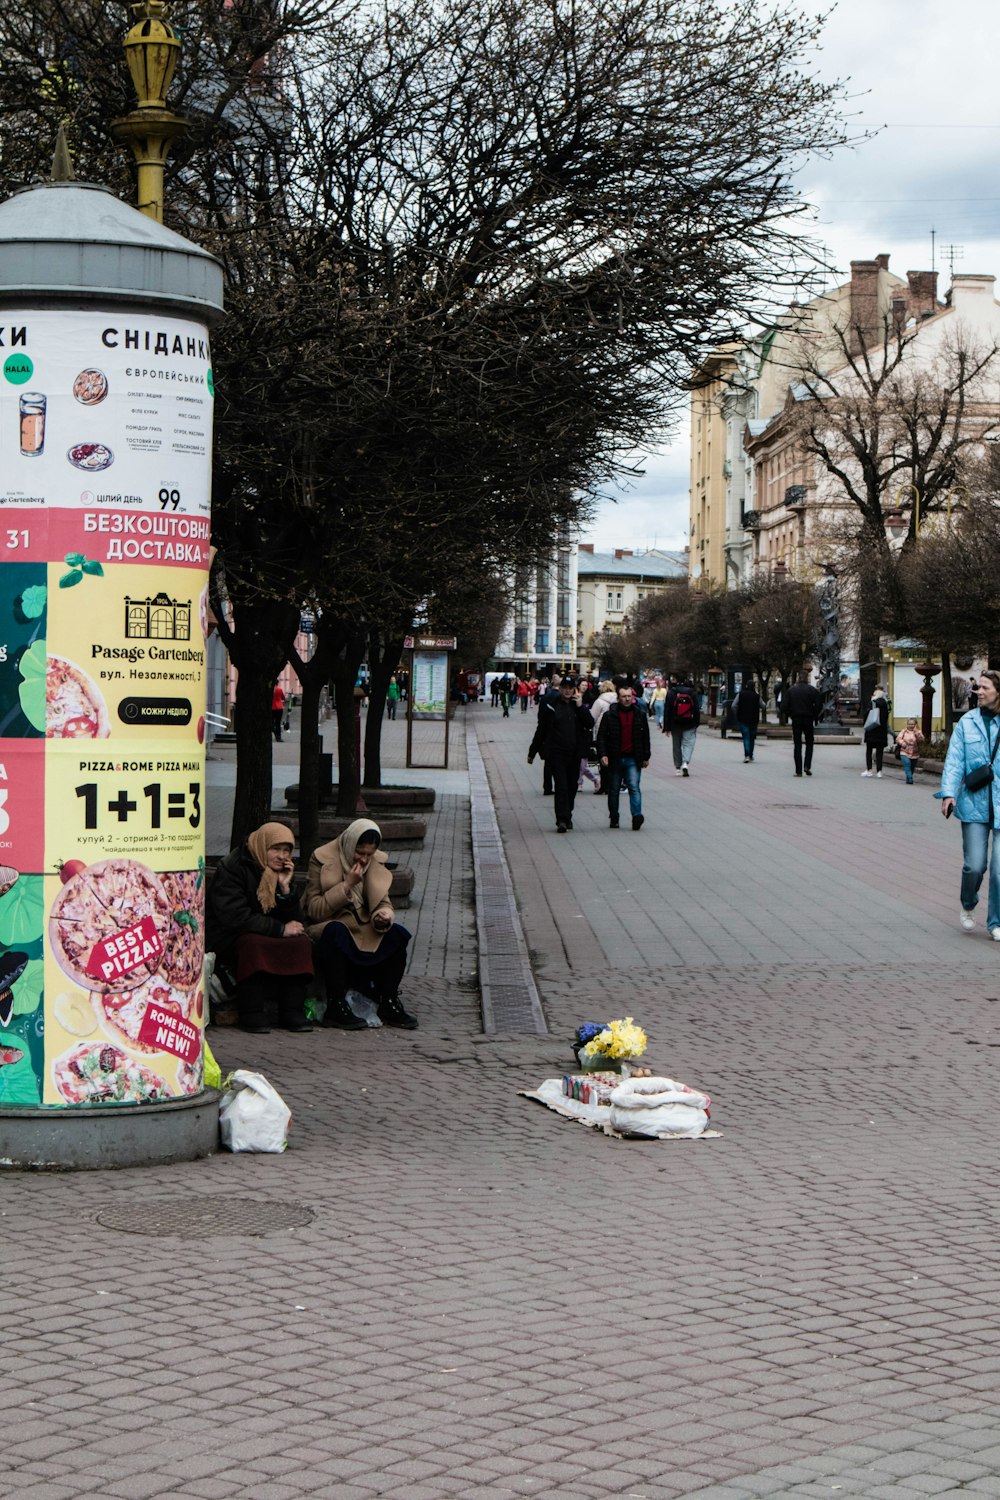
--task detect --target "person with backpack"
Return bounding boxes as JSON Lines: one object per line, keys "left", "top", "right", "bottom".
{"left": 663, "top": 673, "right": 700, "bottom": 776}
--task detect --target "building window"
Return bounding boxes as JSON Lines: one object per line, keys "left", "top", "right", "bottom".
{"left": 535, "top": 627, "right": 549, "bottom": 652}
{"left": 615, "top": 591, "right": 623, "bottom": 612}
{"left": 513, "top": 626, "right": 528, "bottom": 654}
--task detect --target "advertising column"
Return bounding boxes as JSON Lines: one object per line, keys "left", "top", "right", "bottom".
{"left": 0, "top": 309, "right": 212, "bottom": 1108}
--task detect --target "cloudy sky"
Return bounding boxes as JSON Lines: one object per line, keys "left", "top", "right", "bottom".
{"left": 583, "top": 0, "right": 1000, "bottom": 554}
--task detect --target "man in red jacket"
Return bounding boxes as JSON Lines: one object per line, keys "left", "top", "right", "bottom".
{"left": 597, "top": 683, "right": 652, "bottom": 830}
{"left": 272, "top": 682, "right": 286, "bottom": 743}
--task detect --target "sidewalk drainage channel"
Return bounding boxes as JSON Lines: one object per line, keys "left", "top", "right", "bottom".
{"left": 96, "top": 1198, "right": 315, "bottom": 1238}
{"left": 466, "top": 725, "right": 548, "bottom": 1035}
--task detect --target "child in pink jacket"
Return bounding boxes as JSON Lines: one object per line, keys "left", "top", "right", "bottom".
{"left": 896, "top": 719, "right": 924, "bottom": 784}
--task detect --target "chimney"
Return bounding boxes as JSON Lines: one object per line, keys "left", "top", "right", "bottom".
{"left": 578, "top": 543, "right": 594, "bottom": 553}
{"left": 891, "top": 294, "right": 907, "bottom": 336}
{"left": 875, "top": 253, "right": 890, "bottom": 271}
{"left": 849, "top": 259, "right": 881, "bottom": 351}
{"left": 906, "top": 270, "right": 938, "bottom": 320}
{"left": 614, "top": 548, "right": 624, "bottom": 559}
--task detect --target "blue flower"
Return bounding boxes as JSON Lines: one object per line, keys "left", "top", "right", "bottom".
{"left": 576, "top": 1022, "right": 607, "bottom": 1045}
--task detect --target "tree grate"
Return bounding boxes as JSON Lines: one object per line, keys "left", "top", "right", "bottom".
{"left": 96, "top": 1197, "right": 315, "bottom": 1239}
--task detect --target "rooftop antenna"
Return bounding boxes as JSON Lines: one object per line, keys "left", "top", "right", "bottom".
{"left": 943, "top": 243, "right": 965, "bottom": 281}
{"left": 930, "top": 227, "right": 936, "bottom": 271}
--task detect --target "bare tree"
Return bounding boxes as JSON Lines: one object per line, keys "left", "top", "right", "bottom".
{"left": 792, "top": 319, "right": 1000, "bottom": 706}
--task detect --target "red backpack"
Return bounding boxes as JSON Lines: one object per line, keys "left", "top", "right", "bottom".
{"left": 672, "top": 687, "right": 696, "bottom": 721}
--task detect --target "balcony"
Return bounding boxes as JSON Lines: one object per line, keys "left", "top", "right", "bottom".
{"left": 742, "top": 509, "right": 761, "bottom": 530}
{"left": 784, "top": 484, "right": 807, "bottom": 510}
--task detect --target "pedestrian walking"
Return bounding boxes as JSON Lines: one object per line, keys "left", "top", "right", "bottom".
{"left": 895, "top": 718, "right": 924, "bottom": 784}
{"left": 597, "top": 682, "right": 651, "bottom": 830}
{"left": 499, "top": 673, "right": 514, "bottom": 718}
{"left": 861, "top": 688, "right": 890, "bottom": 777}
{"left": 588, "top": 679, "right": 617, "bottom": 796}
{"left": 517, "top": 676, "right": 531, "bottom": 712}
{"left": 528, "top": 677, "right": 594, "bottom": 832}
{"left": 490, "top": 674, "right": 501, "bottom": 708}
{"left": 940, "top": 671, "right": 1000, "bottom": 939}
{"left": 663, "top": 673, "right": 700, "bottom": 776}
{"left": 271, "top": 682, "right": 286, "bottom": 742}
{"left": 534, "top": 673, "right": 562, "bottom": 795}
{"left": 785, "top": 672, "right": 821, "bottom": 777}
{"left": 650, "top": 677, "right": 667, "bottom": 730}
{"left": 734, "top": 678, "right": 761, "bottom": 762}
{"left": 386, "top": 675, "right": 401, "bottom": 720}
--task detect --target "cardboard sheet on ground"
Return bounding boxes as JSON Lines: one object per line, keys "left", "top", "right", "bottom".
{"left": 521, "top": 1078, "right": 722, "bottom": 1140}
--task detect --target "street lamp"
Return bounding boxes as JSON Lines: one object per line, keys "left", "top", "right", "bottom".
{"left": 884, "top": 510, "right": 908, "bottom": 541}
{"left": 112, "top": 0, "right": 187, "bottom": 223}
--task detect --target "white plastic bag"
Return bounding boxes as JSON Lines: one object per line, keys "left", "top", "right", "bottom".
{"left": 219, "top": 1069, "right": 291, "bottom": 1153}
{"left": 609, "top": 1076, "right": 711, "bottom": 1139}
{"left": 346, "top": 989, "right": 382, "bottom": 1027}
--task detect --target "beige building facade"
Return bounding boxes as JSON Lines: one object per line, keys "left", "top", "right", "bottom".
{"left": 576, "top": 546, "right": 687, "bottom": 661}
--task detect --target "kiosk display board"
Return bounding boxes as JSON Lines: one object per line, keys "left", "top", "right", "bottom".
{"left": 0, "top": 308, "right": 212, "bottom": 1107}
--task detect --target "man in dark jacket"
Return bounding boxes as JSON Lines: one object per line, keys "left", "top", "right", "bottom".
{"left": 663, "top": 674, "right": 701, "bottom": 776}
{"left": 528, "top": 677, "right": 593, "bottom": 832}
{"left": 785, "top": 671, "right": 822, "bottom": 776}
{"left": 597, "top": 683, "right": 651, "bottom": 830}
{"left": 534, "top": 673, "right": 562, "bottom": 794}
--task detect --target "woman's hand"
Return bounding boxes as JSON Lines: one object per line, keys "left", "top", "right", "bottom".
{"left": 276, "top": 857, "right": 294, "bottom": 894}
{"left": 282, "top": 920, "right": 305, "bottom": 937}
{"left": 344, "top": 858, "right": 366, "bottom": 889}
{"left": 372, "top": 911, "right": 392, "bottom": 933}
{"left": 942, "top": 797, "right": 956, "bottom": 818}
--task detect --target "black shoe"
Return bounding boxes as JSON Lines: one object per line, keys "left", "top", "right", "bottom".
{"left": 240, "top": 1023, "right": 271, "bottom": 1035}
{"left": 565, "top": 817, "right": 573, "bottom": 829}
{"left": 378, "top": 994, "right": 418, "bottom": 1029}
{"left": 284, "top": 1019, "right": 314, "bottom": 1033}
{"left": 609, "top": 816, "right": 620, "bottom": 829}
{"left": 556, "top": 821, "right": 568, "bottom": 832}
{"left": 795, "top": 771, "right": 802, "bottom": 777}
{"left": 321, "top": 1000, "right": 367, "bottom": 1030}
{"left": 593, "top": 787, "right": 603, "bottom": 795}
{"left": 632, "top": 815, "right": 644, "bottom": 831}
{"left": 805, "top": 769, "right": 812, "bottom": 776}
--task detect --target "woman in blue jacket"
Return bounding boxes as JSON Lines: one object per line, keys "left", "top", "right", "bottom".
{"left": 941, "top": 670, "right": 1000, "bottom": 938}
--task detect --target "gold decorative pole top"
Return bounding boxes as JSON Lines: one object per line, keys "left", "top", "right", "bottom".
{"left": 112, "top": 0, "right": 187, "bottom": 222}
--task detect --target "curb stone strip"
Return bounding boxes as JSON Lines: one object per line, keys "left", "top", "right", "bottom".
{"left": 466, "top": 723, "right": 548, "bottom": 1034}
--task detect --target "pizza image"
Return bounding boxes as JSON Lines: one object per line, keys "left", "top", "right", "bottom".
{"left": 46, "top": 655, "right": 110, "bottom": 738}
{"left": 161, "top": 870, "right": 205, "bottom": 990}
{"left": 50, "top": 857, "right": 171, "bottom": 993}
{"left": 177, "top": 1052, "right": 204, "bottom": 1096}
{"left": 93, "top": 975, "right": 195, "bottom": 1054}
{"left": 67, "top": 442, "right": 114, "bottom": 471}
{"left": 72, "top": 369, "right": 108, "bottom": 406}
{"left": 53, "top": 1040, "right": 168, "bottom": 1105}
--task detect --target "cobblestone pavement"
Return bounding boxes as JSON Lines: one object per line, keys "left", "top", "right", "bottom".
{"left": 5, "top": 705, "right": 1000, "bottom": 1499}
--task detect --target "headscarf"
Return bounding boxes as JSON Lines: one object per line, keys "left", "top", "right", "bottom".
{"left": 336, "top": 818, "right": 383, "bottom": 916}
{"left": 246, "top": 821, "right": 296, "bottom": 914}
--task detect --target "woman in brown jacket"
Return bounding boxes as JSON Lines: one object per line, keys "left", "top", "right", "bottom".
{"left": 304, "top": 818, "right": 416, "bottom": 1029}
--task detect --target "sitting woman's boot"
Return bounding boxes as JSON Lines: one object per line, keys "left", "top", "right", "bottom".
{"left": 321, "top": 991, "right": 368, "bottom": 1030}
{"left": 376, "top": 992, "right": 418, "bottom": 1029}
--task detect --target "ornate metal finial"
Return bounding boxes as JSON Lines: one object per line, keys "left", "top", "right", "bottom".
{"left": 50, "top": 123, "right": 76, "bottom": 182}
{"left": 112, "top": 0, "right": 187, "bottom": 221}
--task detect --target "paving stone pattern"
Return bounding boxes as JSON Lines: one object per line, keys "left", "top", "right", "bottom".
{"left": 5, "top": 706, "right": 1000, "bottom": 1499}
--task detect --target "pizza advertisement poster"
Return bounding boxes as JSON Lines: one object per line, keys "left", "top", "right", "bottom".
{"left": 0, "top": 300, "right": 213, "bottom": 1108}
{"left": 45, "top": 562, "right": 208, "bottom": 745}
{"left": 41, "top": 857, "right": 205, "bottom": 1105}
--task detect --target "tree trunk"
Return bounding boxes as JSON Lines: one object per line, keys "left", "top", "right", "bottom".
{"left": 364, "top": 629, "right": 406, "bottom": 788}
{"left": 290, "top": 629, "right": 341, "bottom": 861}
{"left": 330, "top": 626, "right": 368, "bottom": 817}
{"left": 940, "top": 651, "right": 953, "bottom": 735}
{"left": 220, "top": 595, "right": 299, "bottom": 850}
{"left": 296, "top": 669, "right": 324, "bottom": 860}
{"left": 231, "top": 664, "right": 275, "bottom": 849}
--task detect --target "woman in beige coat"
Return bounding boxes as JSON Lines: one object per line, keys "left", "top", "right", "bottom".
{"left": 304, "top": 818, "right": 416, "bottom": 1029}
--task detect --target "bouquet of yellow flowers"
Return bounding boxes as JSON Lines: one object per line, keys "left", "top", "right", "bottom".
{"left": 580, "top": 1016, "right": 647, "bottom": 1064}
